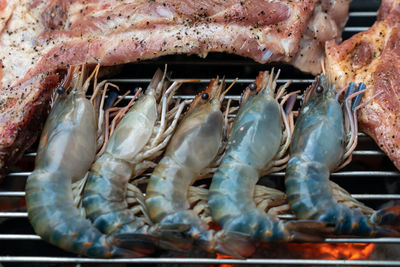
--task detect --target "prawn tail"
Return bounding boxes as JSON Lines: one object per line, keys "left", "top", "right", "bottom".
{"left": 153, "top": 223, "right": 194, "bottom": 252}
{"left": 213, "top": 230, "right": 257, "bottom": 258}
{"left": 111, "top": 233, "right": 160, "bottom": 257}
{"left": 286, "top": 220, "right": 336, "bottom": 241}
{"left": 370, "top": 206, "right": 400, "bottom": 236}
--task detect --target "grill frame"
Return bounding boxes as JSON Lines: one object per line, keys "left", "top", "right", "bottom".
{"left": 1, "top": 1, "right": 400, "bottom": 265}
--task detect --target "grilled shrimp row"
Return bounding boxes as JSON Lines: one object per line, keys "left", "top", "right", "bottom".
{"left": 25, "top": 65, "right": 400, "bottom": 258}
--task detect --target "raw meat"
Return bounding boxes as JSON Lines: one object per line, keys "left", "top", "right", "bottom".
{"left": 326, "top": 0, "right": 400, "bottom": 170}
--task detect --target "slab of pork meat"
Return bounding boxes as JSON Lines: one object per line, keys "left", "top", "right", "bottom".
{"left": 326, "top": 0, "right": 400, "bottom": 170}
{"left": 0, "top": 0, "right": 350, "bottom": 180}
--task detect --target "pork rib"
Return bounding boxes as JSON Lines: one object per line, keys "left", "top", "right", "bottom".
{"left": 326, "top": 0, "right": 400, "bottom": 170}
{"left": 0, "top": 0, "right": 350, "bottom": 179}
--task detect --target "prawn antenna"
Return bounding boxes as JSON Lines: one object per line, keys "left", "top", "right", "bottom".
{"left": 221, "top": 77, "right": 238, "bottom": 100}
{"left": 340, "top": 82, "right": 368, "bottom": 170}
{"left": 321, "top": 59, "right": 326, "bottom": 75}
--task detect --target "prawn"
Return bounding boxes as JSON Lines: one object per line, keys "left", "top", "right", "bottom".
{"left": 145, "top": 77, "right": 232, "bottom": 254}
{"left": 285, "top": 73, "right": 400, "bottom": 236}
{"left": 208, "top": 70, "right": 318, "bottom": 257}
{"left": 25, "top": 65, "right": 147, "bottom": 257}
{"left": 81, "top": 67, "right": 191, "bottom": 250}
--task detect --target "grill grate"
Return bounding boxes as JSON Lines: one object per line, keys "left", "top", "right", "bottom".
{"left": 1, "top": 1, "right": 400, "bottom": 265}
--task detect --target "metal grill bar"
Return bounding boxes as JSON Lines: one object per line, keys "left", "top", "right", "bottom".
{"left": 352, "top": 194, "right": 400, "bottom": 200}
{"left": 0, "top": 212, "right": 27, "bottom": 217}
{"left": 345, "top": 27, "right": 370, "bottom": 31}
{"left": 16, "top": 150, "right": 389, "bottom": 158}
{"left": 1, "top": 234, "right": 400, "bottom": 244}
{"left": 353, "top": 151, "right": 385, "bottom": 156}
{"left": 0, "top": 192, "right": 25, "bottom": 196}
{"left": 6, "top": 172, "right": 31, "bottom": 177}
{"left": 2, "top": 193, "right": 399, "bottom": 200}
{"left": 349, "top": 12, "right": 377, "bottom": 16}
{"left": 6, "top": 170, "right": 400, "bottom": 177}
{"left": 0, "top": 257, "right": 399, "bottom": 266}
{"left": 108, "top": 78, "right": 316, "bottom": 83}
{"left": 0, "top": 235, "right": 41, "bottom": 240}
{"left": 265, "top": 171, "right": 400, "bottom": 177}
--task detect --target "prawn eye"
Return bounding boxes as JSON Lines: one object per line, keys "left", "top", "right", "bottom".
{"left": 56, "top": 86, "right": 66, "bottom": 95}
{"left": 316, "top": 85, "right": 324, "bottom": 94}
{"left": 248, "top": 82, "right": 257, "bottom": 91}
{"left": 201, "top": 93, "right": 209, "bottom": 100}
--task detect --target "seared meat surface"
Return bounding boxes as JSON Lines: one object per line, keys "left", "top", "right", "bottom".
{"left": 326, "top": 0, "right": 400, "bottom": 170}
{"left": 0, "top": 0, "right": 350, "bottom": 179}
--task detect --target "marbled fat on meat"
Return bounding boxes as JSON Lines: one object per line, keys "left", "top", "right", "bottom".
{"left": 290, "top": 0, "right": 351, "bottom": 74}
{"left": 326, "top": 0, "right": 400, "bottom": 170}
{"left": 0, "top": 0, "right": 350, "bottom": 179}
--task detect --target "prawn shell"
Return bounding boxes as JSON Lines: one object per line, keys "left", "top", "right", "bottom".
{"left": 146, "top": 108, "right": 224, "bottom": 222}
{"left": 225, "top": 93, "right": 282, "bottom": 170}
{"left": 209, "top": 88, "right": 288, "bottom": 244}
{"left": 289, "top": 95, "right": 345, "bottom": 171}
{"left": 163, "top": 109, "right": 224, "bottom": 174}
{"left": 82, "top": 93, "right": 159, "bottom": 236}
{"left": 105, "top": 95, "right": 157, "bottom": 161}
{"left": 35, "top": 93, "right": 97, "bottom": 182}
{"left": 145, "top": 91, "right": 225, "bottom": 252}
{"left": 26, "top": 92, "right": 120, "bottom": 257}
{"left": 284, "top": 75, "right": 396, "bottom": 237}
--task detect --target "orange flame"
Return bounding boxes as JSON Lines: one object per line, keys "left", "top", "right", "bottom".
{"left": 210, "top": 224, "right": 375, "bottom": 264}
{"left": 214, "top": 243, "right": 375, "bottom": 266}
{"left": 286, "top": 243, "right": 375, "bottom": 260}
{"left": 216, "top": 253, "right": 234, "bottom": 267}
